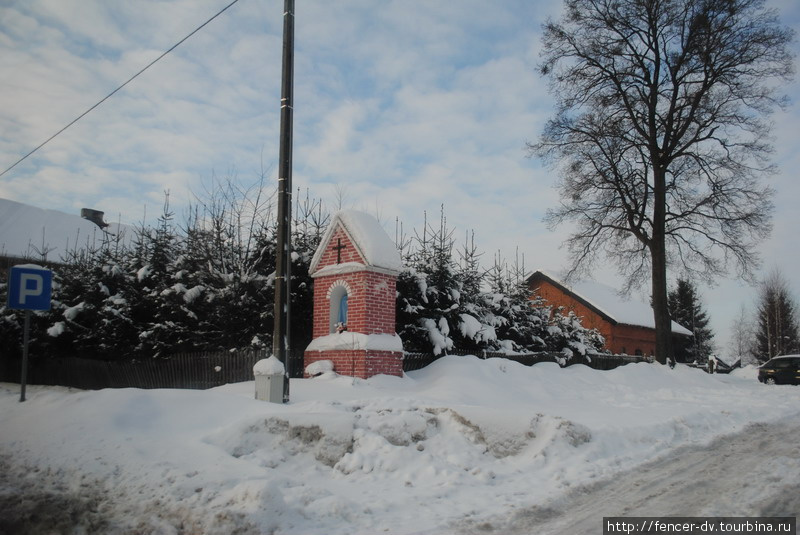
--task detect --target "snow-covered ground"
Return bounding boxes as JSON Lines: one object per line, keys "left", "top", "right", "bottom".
{"left": 1, "top": 357, "right": 798, "bottom": 534}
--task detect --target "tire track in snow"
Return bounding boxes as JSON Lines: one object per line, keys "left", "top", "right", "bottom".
{"left": 457, "top": 414, "right": 800, "bottom": 535}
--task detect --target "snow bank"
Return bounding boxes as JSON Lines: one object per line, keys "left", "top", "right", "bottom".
{"left": 8, "top": 262, "right": 48, "bottom": 270}
{"left": 305, "top": 359, "right": 334, "bottom": 376}
{"left": 1, "top": 357, "right": 799, "bottom": 534}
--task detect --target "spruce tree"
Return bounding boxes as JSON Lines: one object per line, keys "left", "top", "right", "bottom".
{"left": 408, "top": 208, "right": 461, "bottom": 355}
{"left": 485, "top": 253, "right": 548, "bottom": 353}
{"left": 126, "top": 196, "right": 196, "bottom": 357}
{"left": 395, "top": 267, "right": 434, "bottom": 353}
{"left": 668, "top": 279, "right": 715, "bottom": 363}
{"left": 38, "top": 232, "right": 137, "bottom": 360}
{"left": 548, "top": 308, "right": 605, "bottom": 358}
{"left": 455, "top": 230, "right": 497, "bottom": 351}
{"left": 394, "top": 208, "right": 607, "bottom": 357}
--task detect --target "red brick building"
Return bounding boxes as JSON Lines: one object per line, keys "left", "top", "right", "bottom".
{"left": 304, "top": 211, "right": 405, "bottom": 378}
{"left": 527, "top": 271, "right": 691, "bottom": 358}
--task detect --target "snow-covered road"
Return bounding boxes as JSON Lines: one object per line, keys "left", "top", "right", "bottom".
{"left": 3, "top": 414, "right": 797, "bottom": 535}
{"left": 457, "top": 414, "right": 800, "bottom": 535}
{"left": 1, "top": 358, "right": 799, "bottom": 534}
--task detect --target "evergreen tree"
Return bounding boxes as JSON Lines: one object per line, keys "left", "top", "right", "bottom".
{"left": 28, "top": 229, "right": 137, "bottom": 360}
{"left": 178, "top": 196, "right": 270, "bottom": 353}
{"left": 457, "top": 230, "right": 483, "bottom": 306}
{"left": 548, "top": 308, "right": 606, "bottom": 358}
{"left": 668, "top": 279, "right": 715, "bottom": 363}
{"left": 407, "top": 208, "right": 461, "bottom": 354}
{"left": 484, "top": 253, "right": 548, "bottom": 353}
{"left": 395, "top": 267, "right": 437, "bottom": 353}
{"left": 126, "top": 196, "right": 197, "bottom": 357}
{"left": 2, "top": 184, "right": 612, "bottom": 365}
{"left": 60, "top": 244, "right": 137, "bottom": 359}
{"left": 455, "top": 230, "right": 497, "bottom": 351}
{"left": 395, "top": 208, "right": 489, "bottom": 355}
{"left": 753, "top": 269, "right": 800, "bottom": 362}
{"left": 394, "top": 206, "right": 607, "bottom": 357}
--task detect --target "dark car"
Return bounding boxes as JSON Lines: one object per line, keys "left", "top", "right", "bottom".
{"left": 758, "top": 355, "right": 800, "bottom": 385}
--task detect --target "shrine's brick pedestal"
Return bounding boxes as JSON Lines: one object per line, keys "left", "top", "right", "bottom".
{"left": 304, "top": 349, "right": 403, "bottom": 379}
{"left": 303, "top": 211, "right": 404, "bottom": 379}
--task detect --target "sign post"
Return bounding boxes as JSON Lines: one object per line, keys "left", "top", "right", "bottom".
{"left": 7, "top": 265, "right": 53, "bottom": 402}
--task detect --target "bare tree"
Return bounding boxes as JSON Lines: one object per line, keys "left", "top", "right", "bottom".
{"left": 332, "top": 183, "right": 352, "bottom": 212}
{"left": 530, "top": 0, "right": 794, "bottom": 363}
{"left": 753, "top": 268, "right": 800, "bottom": 362}
{"left": 185, "top": 170, "right": 276, "bottom": 282}
{"left": 728, "top": 304, "right": 756, "bottom": 366}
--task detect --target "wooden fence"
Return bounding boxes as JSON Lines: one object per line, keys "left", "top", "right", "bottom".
{"left": 0, "top": 349, "right": 277, "bottom": 390}
{"left": 1, "top": 347, "right": 650, "bottom": 391}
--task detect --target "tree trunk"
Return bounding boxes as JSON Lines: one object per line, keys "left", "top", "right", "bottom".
{"left": 651, "top": 167, "right": 674, "bottom": 365}
{"left": 651, "top": 243, "right": 674, "bottom": 365}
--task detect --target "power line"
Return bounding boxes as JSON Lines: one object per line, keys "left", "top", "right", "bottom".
{"left": 0, "top": 0, "right": 241, "bottom": 179}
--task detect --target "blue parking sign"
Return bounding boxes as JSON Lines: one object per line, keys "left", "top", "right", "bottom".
{"left": 8, "top": 265, "right": 52, "bottom": 310}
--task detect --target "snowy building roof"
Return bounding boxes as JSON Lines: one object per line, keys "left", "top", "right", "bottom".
{"left": 0, "top": 197, "right": 130, "bottom": 259}
{"left": 529, "top": 270, "right": 692, "bottom": 336}
{"left": 309, "top": 210, "right": 403, "bottom": 276}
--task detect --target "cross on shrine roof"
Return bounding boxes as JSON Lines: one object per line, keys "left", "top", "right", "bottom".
{"left": 333, "top": 237, "right": 347, "bottom": 264}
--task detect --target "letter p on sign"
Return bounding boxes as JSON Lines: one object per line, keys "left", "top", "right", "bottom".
{"left": 8, "top": 265, "right": 52, "bottom": 311}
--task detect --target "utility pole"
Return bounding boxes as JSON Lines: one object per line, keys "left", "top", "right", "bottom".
{"left": 273, "top": 0, "right": 294, "bottom": 403}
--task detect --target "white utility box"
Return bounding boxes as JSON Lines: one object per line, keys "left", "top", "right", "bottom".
{"left": 253, "top": 356, "right": 285, "bottom": 403}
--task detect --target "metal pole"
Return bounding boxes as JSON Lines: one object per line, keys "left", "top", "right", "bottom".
{"left": 20, "top": 310, "right": 30, "bottom": 402}
{"left": 273, "top": 0, "right": 294, "bottom": 403}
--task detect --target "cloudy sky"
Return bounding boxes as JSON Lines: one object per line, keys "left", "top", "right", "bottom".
{"left": 1, "top": 0, "right": 798, "bottom": 356}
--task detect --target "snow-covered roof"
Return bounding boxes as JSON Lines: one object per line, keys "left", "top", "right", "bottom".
{"left": 309, "top": 210, "right": 403, "bottom": 275}
{"left": 712, "top": 354, "right": 741, "bottom": 369}
{"left": 0, "top": 197, "right": 130, "bottom": 259}
{"left": 530, "top": 270, "right": 692, "bottom": 335}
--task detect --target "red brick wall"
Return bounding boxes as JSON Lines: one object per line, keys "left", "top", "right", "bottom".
{"left": 304, "top": 350, "right": 403, "bottom": 379}
{"left": 611, "top": 324, "right": 657, "bottom": 357}
{"left": 312, "top": 271, "right": 397, "bottom": 338}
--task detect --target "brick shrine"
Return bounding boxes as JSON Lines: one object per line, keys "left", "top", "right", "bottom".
{"left": 303, "top": 210, "right": 404, "bottom": 378}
